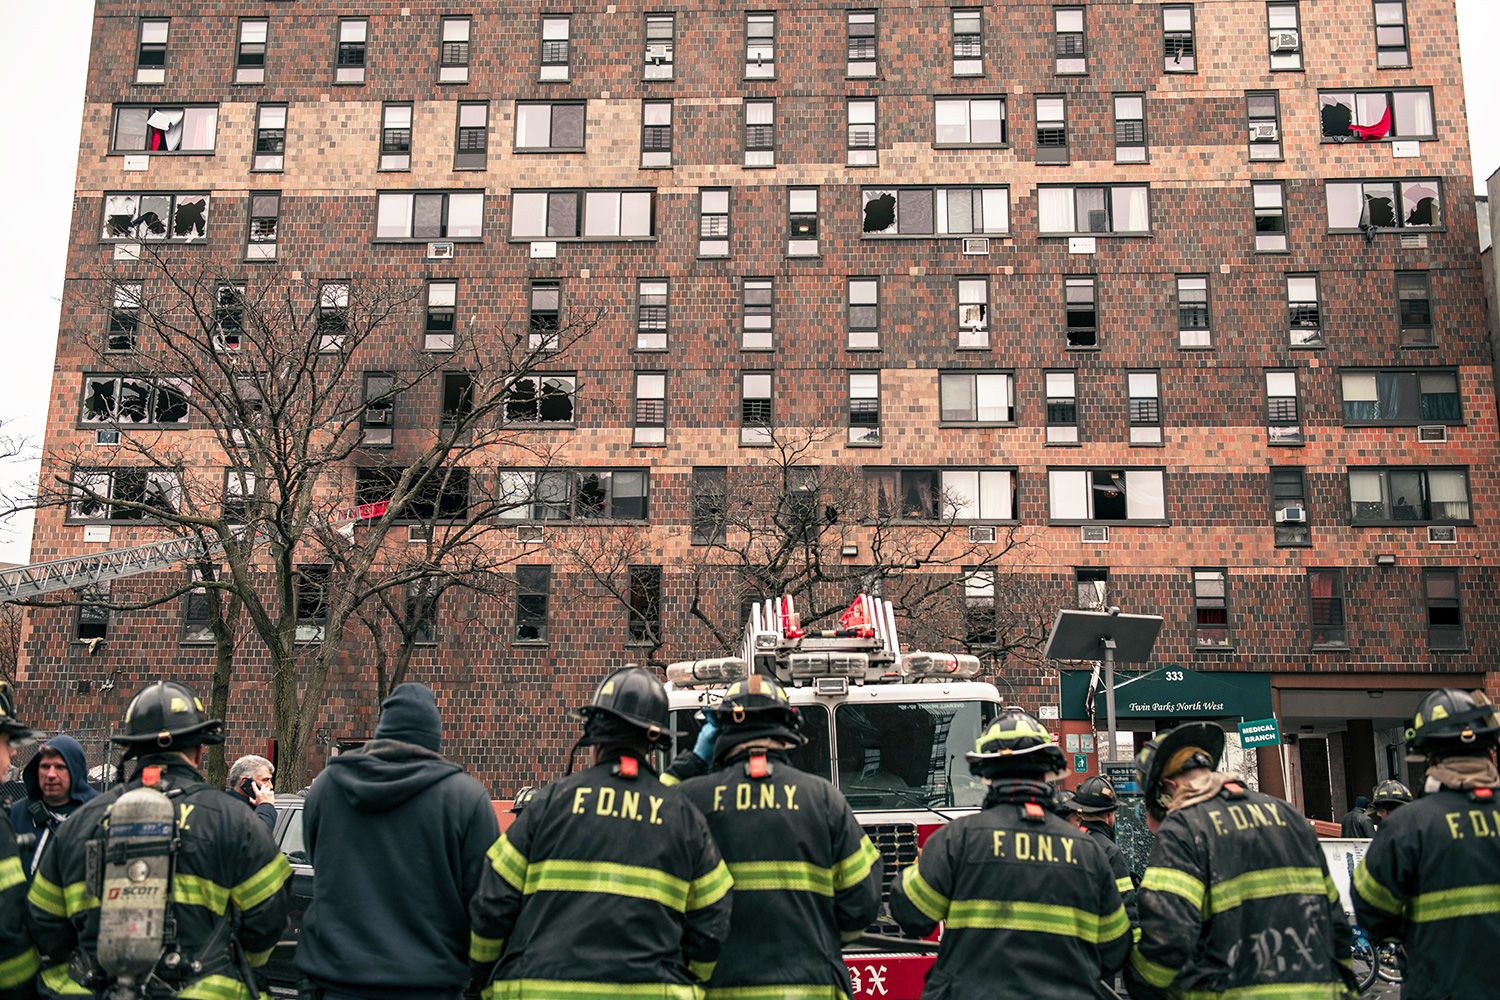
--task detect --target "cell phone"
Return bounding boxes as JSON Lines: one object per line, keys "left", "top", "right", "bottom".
{"left": 238, "top": 777, "right": 257, "bottom": 797}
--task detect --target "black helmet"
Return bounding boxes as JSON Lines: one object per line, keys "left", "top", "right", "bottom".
{"left": 112, "top": 680, "right": 224, "bottom": 757}
{"left": 574, "top": 666, "right": 683, "bottom": 745}
{"left": 509, "top": 786, "right": 538, "bottom": 814}
{"left": 1074, "top": 774, "right": 1120, "bottom": 813}
{"left": 965, "top": 709, "right": 1067, "bottom": 779}
{"left": 713, "top": 673, "right": 806, "bottom": 760}
{"left": 1136, "top": 722, "right": 1225, "bottom": 822}
{"left": 1370, "top": 779, "right": 1412, "bottom": 810}
{"left": 0, "top": 681, "right": 32, "bottom": 742}
{"left": 1406, "top": 688, "right": 1500, "bottom": 756}
{"left": 1052, "top": 787, "right": 1081, "bottom": 817}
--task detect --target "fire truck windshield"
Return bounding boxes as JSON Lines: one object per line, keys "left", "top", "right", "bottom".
{"left": 834, "top": 701, "right": 1000, "bottom": 810}
{"left": 668, "top": 706, "right": 833, "bottom": 780}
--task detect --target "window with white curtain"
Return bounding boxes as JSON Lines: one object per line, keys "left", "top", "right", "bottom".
{"left": 1348, "top": 467, "right": 1470, "bottom": 524}
{"left": 1048, "top": 469, "right": 1166, "bottom": 522}
{"left": 1038, "top": 186, "right": 1150, "bottom": 234}
{"left": 939, "top": 372, "right": 1013, "bottom": 423}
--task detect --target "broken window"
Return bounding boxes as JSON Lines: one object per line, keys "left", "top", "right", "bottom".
{"left": 1194, "top": 569, "right": 1230, "bottom": 647}
{"left": 1348, "top": 467, "right": 1470, "bottom": 524}
{"left": 361, "top": 372, "right": 396, "bottom": 447}
{"left": 940, "top": 371, "right": 1014, "bottom": 423}
{"left": 742, "top": 279, "right": 773, "bottom": 350}
{"left": 1424, "top": 569, "right": 1463, "bottom": 649}
{"left": 379, "top": 104, "right": 412, "bottom": 170}
{"left": 1036, "top": 96, "right": 1068, "bottom": 164}
{"left": 540, "top": 17, "right": 570, "bottom": 81}
{"left": 745, "top": 100, "right": 775, "bottom": 167}
{"left": 848, "top": 11, "right": 877, "bottom": 77}
{"left": 848, "top": 373, "right": 881, "bottom": 446}
{"left": 787, "top": 187, "right": 818, "bottom": 256}
{"left": 1054, "top": 7, "right": 1086, "bottom": 74}
{"left": 1065, "top": 276, "right": 1098, "bottom": 348}
{"left": 108, "top": 282, "right": 143, "bottom": 352}
{"left": 354, "top": 466, "right": 470, "bottom": 520}
{"left": 182, "top": 568, "right": 217, "bottom": 644}
{"left": 1038, "top": 185, "right": 1149, "bottom": 234}
{"left": 406, "top": 582, "right": 438, "bottom": 645}
{"left": 746, "top": 12, "right": 775, "bottom": 78}
{"left": 1340, "top": 369, "right": 1460, "bottom": 425}
{"left": 510, "top": 189, "right": 654, "bottom": 240}
{"left": 253, "top": 104, "right": 286, "bottom": 171}
{"left": 215, "top": 283, "right": 245, "bottom": 351}
{"left": 1374, "top": 1, "right": 1410, "bottom": 68}
{"left": 246, "top": 192, "right": 280, "bottom": 261}
{"left": 1076, "top": 568, "right": 1109, "bottom": 610}
{"left": 440, "top": 17, "right": 471, "bottom": 83}
{"left": 528, "top": 281, "right": 560, "bottom": 350}
{"left": 295, "top": 565, "right": 330, "bottom": 642}
{"left": 957, "top": 277, "right": 989, "bottom": 348}
{"left": 1163, "top": 5, "right": 1196, "bottom": 72}
{"left": 860, "top": 186, "right": 1009, "bottom": 236}
{"left": 628, "top": 566, "right": 663, "bottom": 644}
{"left": 848, "top": 100, "right": 878, "bottom": 165}
{"left": 376, "top": 191, "right": 484, "bottom": 240}
{"left": 574, "top": 470, "right": 649, "bottom": 520}
{"left": 318, "top": 282, "right": 350, "bottom": 352}
{"left": 741, "top": 372, "right": 773, "bottom": 445}
{"left": 137, "top": 19, "right": 169, "bottom": 85}
{"left": 641, "top": 101, "right": 673, "bottom": 168}
{"left": 644, "top": 14, "right": 675, "bottom": 79}
{"left": 864, "top": 468, "right": 1014, "bottom": 522}
{"left": 81, "top": 376, "right": 189, "bottom": 428}
{"left": 1047, "top": 469, "right": 1165, "bottom": 522}
{"left": 1113, "top": 95, "right": 1146, "bottom": 163}
{"left": 1045, "top": 371, "right": 1079, "bottom": 443}
{"left": 953, "top": 9, "right": 983, "bottom": 75}
{"left": 337, "top": 19, "right": 367, "bottom": 84}
{"left": 935, "top": 97, "right": 1006, "bottom": 146}
{"left": 1247, "top": 91, "right": 1283, "bottom": 161}
{"left": 223, "top": 470, "right": 256, "bottom": 525}
{"left": 455, "top": 102, "right": 488, "bottom": 170}
{"left": 849, "top": 278, "right": 879, "bottom": 349}
{"left": 515, "top": 566, "right": 551, "bottom": 642}
{"left": 78, "top": 584, "right": 110, "bottom": 642}
{"left": 101, "top": 193, "right": 210, "bottom": 242}
{"left": 637, "top": 279, "right": 668, "bottom": 349}
{"left": 1177, "top": 275, "right": 1210, "bottom": 347}
{"left": 634, "top": 373, "right": 666, "bottom": 445}
{"left": 506, "top": 375, "right": 576, "bottom": 424}
{"left": 691, "top": 467, "right": 728, "bottom": 545}
{"left": 1266, "top": 370, "right": 1302, "bottom": 445}
{"left": 1128, "top": 371, "right": 1162, "bottom": 444}
{"left": 1252, "top": 182, "right": 1288, "bottom": 252}
{"left": 440, "top": 371, "right": 474, "bottom": 427}
{"left": 1272, "top": 468, "right": 1310, "bottom": 546}
{"left": 698, "top": 189, "right": 730, "bottom": 257}
{"left": 515, "top": 102, "right": 585, "bottom": 151}
{"left": 426, "top": 280, "right": 457, "bottom": 350}
{"left": 69, "top": 468, "right": 182, "bottom": 521}
{"left": 236, "top": 19, "right": 268, "bottom": 84}
{"left": 1267, "top": 3, "right": 1302, "bottom": 71}
{"left": 1396, "top": 272, "right": 1434, "bottom": 346}
{"left": 1326, "top": 178, "right": 1440, "bottom": 231}
{"left": 1287, "top": 275, "right": 1321, "bottom": 346}
{"left": 1319, "top": 89, "right": 1433, "bottom": 141}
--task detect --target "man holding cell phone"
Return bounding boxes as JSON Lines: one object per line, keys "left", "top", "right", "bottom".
{"left": 227, "top": 753, "right": 278, "bottom": 835}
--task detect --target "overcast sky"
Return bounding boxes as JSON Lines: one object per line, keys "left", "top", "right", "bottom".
{"left": 0, "top": 2, "right": 1497, "bottom": 564}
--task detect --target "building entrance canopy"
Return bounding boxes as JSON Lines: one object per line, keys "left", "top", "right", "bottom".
{"left": 1060, "top": 667, "right": 1273, "bottom": 723}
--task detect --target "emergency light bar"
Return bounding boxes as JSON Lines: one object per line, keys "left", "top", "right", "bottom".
{"left": 788, "top": 651, "right": 869, "bottom": 681}
{"left": 665, "top": 657, "right": 750, "bottom": 686}
{"left": 901, "top": 650, "right": 982, "bottom": 680}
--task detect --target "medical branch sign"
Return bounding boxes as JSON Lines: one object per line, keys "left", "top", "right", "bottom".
{"left": 1237, "top": 717, "right": 1282, "bottom": 748}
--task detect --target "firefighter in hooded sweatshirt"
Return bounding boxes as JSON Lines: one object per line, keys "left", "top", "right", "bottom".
{"left": 468, "top": 666, "right": 732, "bottom": 999}
{"left": 890, "top": 709, "right": 1130, "bottom": 1000}
{"left": 1353, "top": 688, "right": 1500, "bottom": 1000}
{"left": 0, "top": 683, "right": 39, "bottom": 1000}
{"left": 675, "top": 674, "right": 881, "bottom": 999}
{"left": 1125, "top": 721, "right": 1355, "bottom": 1000}
{"left": 1072, "top": 774, "right": 1140, "bottom": 942}
{"left": 27, "top": 680, "right": 290, "bottom": 1000}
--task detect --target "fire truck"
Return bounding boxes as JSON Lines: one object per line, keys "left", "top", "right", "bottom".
{"left": 662, "top": 595, "right": 1005, "bottom": 1000}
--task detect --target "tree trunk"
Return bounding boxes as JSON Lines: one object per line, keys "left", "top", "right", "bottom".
{"left": 202, "top": 634, "right": 235, "bottom": 787}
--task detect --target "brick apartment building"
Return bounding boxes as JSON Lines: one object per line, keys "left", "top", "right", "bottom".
{"left": 15, "top": 0, "right": 1499, "bottom": 817}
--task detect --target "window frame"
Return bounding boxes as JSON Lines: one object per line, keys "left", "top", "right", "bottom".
{"left": 1286, "top": 273, "right": 1322, "bottom": 347}
{"left": 182, "top": 568, "right": 217, "bottom": 644}
{"left": 1347, "top": 466, "right": 1473, "bottom": 526}
{"left": 540, "top": 16, "right": 571, "bottom": 82}
{"left": 1267, "top": 2, "right": 1303, "bottom": 72}
{"left": 1177, "top": 274, "right": 1211, "bottom": 348}
{"left": 245, "top": 189, "right": 280, "bottom": 259}
{"left": 698, "top": 188, "right": 730, "bottom": 257}
{"left": 1253, "top": 181, "right": 1289, "bottom": 252}
{"left": 336, "top": 17, "right": 368, "bottom": 85}
{"left": 956, "top": 276, "right": 990, "bottom": 349}
{"left": 1127, "top": 370, "right": 1162, "bottom": 445}
{"left": 627, "top": 565, "right": 663, "bottom": 645}
{"left": 1193, "top": 568, "right": 1231, "bottom": 649}
{"left": 107, "top": 281, "right": 143, "bottom": 352}
{"left": 425, "top": 280, "right": 457, "bottom": 351}
{"left": 1317, "top": 88, "right": 1435, "bottom": 143}
{"left": 1045, "top": 370, "right": 1079, "bottom": 444}
{"left": 1396, "top": 271, "right": 1434, "bottom": 346}
{"left": 848, "top": 371, "right": 882, "bottom": 447}
{"left": 1046, "top": 468, "right": 1169, "bottom": 525}
{"left": 100, "top": 192, "right": 211, "bottom": 243}
{"left": 360, "top": 372, "right": 396, "bottom": 448}
{"left": 67, "top": 467, "right": 184, "bottom": 524}
{"left": 514, "top": 101, "right": 587, "bottom": 153}
{"left": 633, "top": 372, "right": 667, "bottom": 446}
{"left": 745, "top": 99, "right": 776, "bottom": 168}
{"left": 79, "top": 375, "right": 191, "bottom": 431}
{"left": 742, "top": 278, "right": 774, "bottom": 350}
{"left": 252, "top": 103, "right": 287, "bottom": 172}
{"left": 514, "top": 565, "right": 551, "bottom": 643}
{"left": 847, "top": 10, "right": 878, "bottom": 78}
{"left": 963, "top": 569, "right": 999, "bottom": 647}
{"left": 859, "top": 186, "right": 1011, "bottom": 238}
{"left": 500, "top": 469, "right": 651, "bottom": 522}
{"left": 848, "top": 98, "right": 879, "bottom": 166}
{"left": 1065, "top": 275, "right": 1098, "bottom": 349}
{"left": 1265, "top": 369, "right": 1303, "bottom": 445}
{"left": 864, "top": 467, "right": 1018, "bottom": 523}
{"left": 641, "top": 100, "right": 674, "bottom": 168}
{"left": 939, "top": 370, "right": 1015, "bottom": 426}
{"left": 1338, "top": 367, "right": 1462, "bottom": 427}
{"left": 934, "top": 96, "right": 1008, "bottom": 149}
{"left": 644, "top": 13, "right": 676, "bottom": 81}
{"left": 1037, "top": 185, "right": 1152, "bottom": 236}
{"left": 1423, "top": 568, "right": 1464, "bottom": 650}
{"left": 741, "top": 371, "right": 773, "bottom": 446}
{"left": 509, "top": 188, "right": 657, "bottom": 243}
{"left": 455, "top": 101, "right": 490, "bottom": 170}
{"left": 952, "top": 8, "right": 984, "bottom": 76}
{"left": 745, "top": 11, "right": 776, "bottom": 79}
{"left": 1325, "top": 177, "right": 1443, "bottom": 233}
{"left": 214, "top": 282, "right": 245, "bottom": 352}
{"left": 1247, "top": 91, "right": 1284, "bottom": 161}
{"left": 439, "top": 16, "right": 471, "bottom": 84}
{"left": 691, "top": 467, "right": 729, "bottom": 545}
{"left": 1163, "top": 5, "right": 1197, "bottom": 73}
{"left": 636, "top": 278, "right": 669, "bottom": 351}
{"left": 1036, "top": 95, "right": 1069, "bottom": 164}
{"left": 235, "top": 18, "right": 268, "bottom": 85}
{"left": 77, "top": 584, "right": 111, "bottom": 643}
{"left": 504, "top": 374, "right": 578, "bottom": 427}
{"left": 1373, "top": 1, "right": 1410, "bottom": 69}
{"left": 787, "top": 187, "right": 819, "bottom": 257}
{"left": 1054, "top": 7, "right": 1087, "bottom": 75}
{"left": 528, "top": 280, "right": 561, "bottom": 351}
{"left": 375, "top": 190, "right": 485, "bottom": 242}
{"left": 847, "top": 276, "right": 880, "bottom": 350}
{"left": 379, "top": 102, "right": 413, "bottom": 171}
{"left": 136, "top": 18, "right": 169, "bottom": 85}
{"left": 1272, "top": 466, "right": 1311, "bottom": 547}
{"left": 1113, "top": 94, "right": 1147, "bottom": 163}
{"left": 1307, "top": 568, "right": 1346, "bottom": 649}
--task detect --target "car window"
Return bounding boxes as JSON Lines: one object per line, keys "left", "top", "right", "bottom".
{"left": 279, "top": 807, "right": 308, "bottom": 864}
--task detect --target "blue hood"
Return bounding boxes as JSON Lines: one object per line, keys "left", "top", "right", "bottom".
{"left": 22, "top": 734, "right": 100, "bottom": 807}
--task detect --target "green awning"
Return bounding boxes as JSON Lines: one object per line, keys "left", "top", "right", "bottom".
{"left": 1060, "top": 667, "right": 1273, "bottom": 722}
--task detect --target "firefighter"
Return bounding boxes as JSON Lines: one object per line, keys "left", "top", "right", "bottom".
{"left": 27, "top": 680, "right": 291, "bottom": 1000}
{"left": 1052, "top": 786, "right": 1085, "bottom": 827}
{"left": 0, "top": 683, "right": 39, "bottom": 1000}
{"left": 1125, "top": 722, "right": 1355, "bottom": 1000}
{"left": 889, "top": 709, "right": 1130, "bottom": 1000}
{"left": 675, "top": 673, "right": 882, "bottom": 998}
{"left": 1352, "top": 688, "right": 1500, "bottom": 1000}
{"left": 1366, "top": 779, "right": 1412, "bottom": 827}
{"left": 468, "top": 666, "right": 732, "bottom": 999}
{"left": 1073, "top": 774, "right": 1140, "bottom": 941}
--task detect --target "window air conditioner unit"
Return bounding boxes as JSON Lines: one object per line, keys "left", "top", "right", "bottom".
{"left": 408, "top": 524, "right": 432, "bottom": 542}
{"left": 1250, "top": 122, "right": 1279, "bottom": 141}
{"left": 95, "top": 429, "right": 120, "bottom": 446}
{"left": 1427, "top": 525, "right": 1458, "bottom": 544}
{"left": 962, "top": 237, "right": 990, "bottom": 255}
{"left": 1275, "top": 506, "right": 1306, "bottom": 523}
{"left": 647, "top": 44, "right": 670, "bottom": 61}
{"left": 1271, "top": 31, "right": 1299, "bottom": 51}
{"left": 1080, "top": 525, "right": 1109, "bottom": 543}
{"left": 1417, "top": 425, "right": 1448, "bottom": 443}
{"left": 969, "top": 525, "right": 997, "bottom": 544}
{"left": 516, "top": 523, "right": 545, "bottom": 544}
{"left": 365, "top": 408, "right": 391, "bottom": 425}
{"left": 427, "top": 242, "right": 455, "bottom": 260}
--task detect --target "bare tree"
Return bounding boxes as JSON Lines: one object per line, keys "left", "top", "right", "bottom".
{"left": 0, "top": 603, "right": 22, "bottom": 691}
{"left": 19, "top": 245, "right": 599, "bottom": 788}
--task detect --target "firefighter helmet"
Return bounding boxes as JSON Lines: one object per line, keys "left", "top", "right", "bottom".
{"left": 509, "top": 786, "right": 538, "bottom": 814}
{"left": 965, "top": 709, "right": 1067, "bottom": 778}
{"left": 1052, "top": 787, "right": 1080, "bottom": 817}
{"left": 1370, "top": 779, "right": 1413, "bottom": 810}
{"left": 574, "top": 666, "right": 683, "bottom": 745}
{"left": 1136, "top": 722, "right": 1225, "bottom": 822}
{"left": 111, "top": 680, "right": 224, "bottom": 757}
{"left": 0, "top": 681, "right": 31, "bottom": 742}
{"left": 713, "top": 673, "right": 806, "bottom": 759}
{"left": 1406, "top": 688, "right": 1500, "bottom": 756}
{"left": 1073, "top": 774, "right": 1120, "bottom": 813}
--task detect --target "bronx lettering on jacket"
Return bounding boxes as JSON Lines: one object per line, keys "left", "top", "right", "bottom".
{"left": 569, "top": 785, "right": 666, "bottom": 824}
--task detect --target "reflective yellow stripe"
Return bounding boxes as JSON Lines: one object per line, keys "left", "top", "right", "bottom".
{"left": 1141, "top": 866, "right": 1206, "bottom": 912}
{"left": 900, "top": 864, "right": 949, "bottom": 923}
{"left": 688, "top": 860, "right": 732, "bottom": 911}
{"left": 63, "top": 880, "right": 99, "bottom": 915}
{"left": 946, "top": 899, "right": 1126, "bottom": 944}
{"left": 487, "top": 981, "right": 705, "bottom": 999}
{"left": 707, "top": 988, "right": 846, "bottom": 999}
{"left": 526, "top": 859, "right": 691, "bottom": 911}
{"left": 1130, "top": 946, "right": 1180, "bottom": 989}
{"left": 1174, "top": 985, "right": 1349, "bottom": 1000}
{"left": 727, "top": 861, "right": 832, "bottom": 896}
{"left": 687, "top": 958, "right": 717, "bottom": 981}
{"left": 1132, "top": 926, "right": 1142, "bottom": 943}
{"left": 471, "top": 930, "right": 505, "bottom": 963}
{"left": 0, "top": 946, "right": 40, "bottom": 990}
{"left": 178, "top": 974, "right": 254, "bottom": 1000}
{"left": 1208, "top": 866, "right": 1326, "bottom": 916}
{"left": 0, "top": 856, "right": 24, "bottom": 893}
{"left": 1324, "top": 874, "right": 1340, "bottom": 905}
{"left": 27, "top": 873, "right": 66, "bottom": 916}
{"left": 660, "top": 773, "right": 682, "bottom": 787}
{"left": 1352, "top": 862, "right": 1402, "bottom": 916}
{"left": 840, "top": 928, "right": 864, "bottom": 944}
{"left": 175, "top": 873, "right": 231, "bottom": 914}
{"left": 1116, "top": 876, "right": 1136, "bottom": 894}
{"left": 488, "top": 834, "right": 529, "bottom": 892}
{"left": 40, "top": 963, "right": 91, "bottom": 995}
{"left": 832, "top": 836, "right": 879, "bottom": 891}
{"left": 231, "top": 854, "right": 291, "bottom": 911}
{"left": 245, "top": 946, "right": 274, "bottom": 968}
{"left": 1408, "top": 883, "right": 1500, "bottom": 923}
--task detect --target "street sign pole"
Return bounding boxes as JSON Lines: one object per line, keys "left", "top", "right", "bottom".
{"left": 1102, "top": 638, "right": 1118, "bottom": 765}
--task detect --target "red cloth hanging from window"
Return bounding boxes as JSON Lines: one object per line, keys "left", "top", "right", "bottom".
{"left": 1349, "top": 105, "right": 1392, "bottom": 141}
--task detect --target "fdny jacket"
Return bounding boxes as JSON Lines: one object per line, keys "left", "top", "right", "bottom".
{"left": 676, "top": 747, "right": 882, "bottom": 999}
{"left": 1126, "top": 783, "right": 1354, "bottom": 1000}
{"left": 468, "top": 749, "right": 733, "bottom": 999}
{"left": 1352, "top": 785, "right": 1500, "bottom": 1000}
{"left": 26, "top": 755, "right": 291, "bottom": 1000}
{"left": 1080, "top": 817, "right": 1140, "bottom": 942}
{"left": 1, "top": 812, "right": 39, "bottom": 1000}
{"left": 890, "top": 779, "right": 1130, "bottom": 1000}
